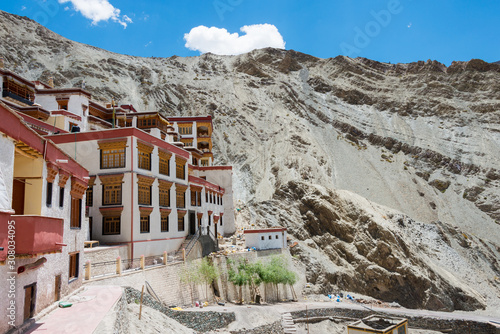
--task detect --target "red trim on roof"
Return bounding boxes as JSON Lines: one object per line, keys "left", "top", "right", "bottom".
{"left": 36, "top": 88, "right": 91, "bottom": 98}
{"left": 188, "top": 175, "right": 225, "bottom": 193}
{"left": 51, "top": 110, "right": 82, "bottom": 121}
{"left": 46, "top": 127, "right": 190, "bottom": 159}
{"left": 16, "top": 111, "right": 68, "bottom": 134}
{"left": 244, "top": 228, "right": 287, "bottom": 234}
{"left": 0, "top": 69, "right": 36, "bottom": 88}
{"left": 197, "top": 166, "right": 233, "bottom": 171}
{"left": 167, "top": 116, "right": 212, "bottom": 122}
{"left": 0, "top": 102, "right": 89, "bottom": 182}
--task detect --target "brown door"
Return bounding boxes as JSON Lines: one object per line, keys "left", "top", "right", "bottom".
{"left": 12, "top": 179, "right": 25, "bottom": 215}
{"left": 54, "top": 275, "right": 61, "bottom": 302}
{"left": 23, "top": 284, "right": 36, "bottom": 320}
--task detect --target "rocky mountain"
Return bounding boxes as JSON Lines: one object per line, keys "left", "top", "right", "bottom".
{"left": 1, "top": 11, "right": 499, "bottom": 313}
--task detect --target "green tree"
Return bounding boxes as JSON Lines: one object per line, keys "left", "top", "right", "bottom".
{"left": 179, "top": 261, "right": 199, "bottom": 306}
{"left": 198, "top": 257, "right": 219, "bottom": 302}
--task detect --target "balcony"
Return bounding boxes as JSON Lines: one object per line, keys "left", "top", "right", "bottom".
{"left": 12, "top": 215, "right": 64, "bottom": 256}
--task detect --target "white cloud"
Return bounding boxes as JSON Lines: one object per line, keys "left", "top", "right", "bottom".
{"left": 407, "top": 22, "right": 412, "bottom": 28}
{"left": 184, "top": 24, "right": 286, "bottom": 55}
{"left": 145, "top": 41, "right": 152, "bottom": 47}
{"left": 21, "top": 6, "right": 26, "bottom": 11}
{"left": 58, "top": 0, "right": 132, "bottom": 28}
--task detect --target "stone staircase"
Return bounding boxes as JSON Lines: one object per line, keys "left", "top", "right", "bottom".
{"left": 282, "top": 313, "right": 297, "bottom": 334}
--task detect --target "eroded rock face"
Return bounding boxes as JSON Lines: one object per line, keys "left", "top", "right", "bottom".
{"left": 1, "top": 11, "right": 499, "bottom": 311}
{"left": 254, "top": 181, "right": 499, "bottom": 311}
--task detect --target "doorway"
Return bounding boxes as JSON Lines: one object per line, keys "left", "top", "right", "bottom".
{"left": 54, "top": 275, "right": 61, "bottom": 302}
{"left": 189, "top": 211, "right": 196, "bottom": 235}
{"left": 12, "top": 179, "right": 25, "bottom": 215}
{"left": 24, "top": 283, "right": 36, "bottom": 321}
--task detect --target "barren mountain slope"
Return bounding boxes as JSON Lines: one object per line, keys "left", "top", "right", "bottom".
{"left": 1, "top": 11, "right": 499, "bottom": 311}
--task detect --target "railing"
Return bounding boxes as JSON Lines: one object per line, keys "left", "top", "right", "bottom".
{"left": 83, "top": 252, "right": 181, "bottom": 280}
{"left": 185, "top": 228, "right": 202, "bottom": 257}
{"left": 173, "top": 228, "right": 201, "bottom": 260}
{"left": 2, "top": 90, "right": 34, "bottom": 106}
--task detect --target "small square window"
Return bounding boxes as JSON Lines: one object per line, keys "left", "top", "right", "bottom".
{"left": 261, "top": 236, "right": 264, "bottom": 241}
{"left": 276, "top": 235, "right": 279, "bottom": 239}
{"left": 268, "top": 235, "right": 272, "bottom": 240}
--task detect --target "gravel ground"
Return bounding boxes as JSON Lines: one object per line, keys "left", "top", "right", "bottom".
{"left": 125, "top": 287, "right": 236, "bottom": 332}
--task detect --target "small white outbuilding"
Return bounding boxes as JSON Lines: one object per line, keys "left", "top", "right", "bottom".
{"left": 244, "top": 227, "right": 287, "bottom": 250}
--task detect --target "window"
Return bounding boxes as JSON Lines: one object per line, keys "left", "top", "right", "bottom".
{"left": 159, "top": 151, "right": 171, "bottom": 176}
{"left": 140, "top": 214, "right": 150, "bottom": 233}
{"left": 159, "top": 180, "right": 172, "bottom": 207}
{"left": 86, "top": 186, "right": 93, "bottom": 207}
{"left": 276, "top": 235, "right": 279, "bottom": 239}
{"left": 69, "top": 252, "right": 79, "bottom": 280}
{"left": 208, "top": 214, "right": 211, "bottom": 226}
{"left": 99, "top": 140, "right": 127, "bottom": 169}
{"left": 269, "top": 235, "right": 272, "bottom": 240}
{"left": 176, "top": 157, "right": 186, "bottom": 179}
{"left": 191, "top": 190, "right": 197, "bottom": 206}
{"left": 159, "top": 187, "right": 170, "bottom": 207}
{"left": 57, "top": 99, "right": 69, "bottom": 111}
{"left": 197, "top": 192, "right": 202, "bottom": 206}
{"left": 261, "top": 236, "right": 265, "bottom": 241}
{"left": 205, "top": 192, "right": 208, "bottom": 203}
{"left": 138, "top": 184, "right": 151, "bottom": 206}
{"left": 178, "top": 216, "right": 185, "bottom": 231}
{"left": 46, "top": 182, "right": 53, "bottom": 206}
{"left": 398, "top": 325, "right": 406, "bottom": 334}
{"left": 70, "top": 197, "right": 81, "bottom": 229}
{"left": 59, "top": 187, "right": 64, "bottom": 207}
{"left": 161, "top": 213, "right": 169, "bottom": 232}
{"left": 137, "top": 142, "right": 153, "bottom": 170}
{"left": 69, "top": 122, "right": 78, "bottom": 131}
{"left": 178, "top": 125, "right": 193, "bottom": 135}
{"left": 103, "top": 183, "right": 122, "bottom": 205}
{"left": 200, "top": 159, "right": 209, "bottom": 167}
{"left": 137, "top": 175, "right": 154, "bottom": 206}
{"left": 176, "top": 185, "right": 187, "bottom": 209}
{"left": 103, "top": 216, "right": 120, "bottom": 235}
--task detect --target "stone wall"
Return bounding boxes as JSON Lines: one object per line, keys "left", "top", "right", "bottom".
{"left": 84, "top": 248, "right": 306, "bottom": 308}
{"left": 212, "top": 249, "right": 306, "bottom": 304}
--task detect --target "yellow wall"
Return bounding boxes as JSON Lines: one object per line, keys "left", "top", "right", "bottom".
{"left": 24, "top": 178, "right": 43, "bottom": 215}
{"left": 14, "top": 154, "right": 43, "bottom": 178}
{"left": 47, "top": 115, "right": 66, "bottom": 131}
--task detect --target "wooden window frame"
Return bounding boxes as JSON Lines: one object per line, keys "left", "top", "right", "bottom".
{"left": 177, "top": 216, "right": 185, "bottom": 232}
{"left": 140, "top": 214, "right": 150, "bottom": 233}
{"left": 191, "top": 190, "right": 197, "bottom": 206}
{"left": 158, "top": 151, "right": 171, "bottom": 176}
{"left": 102, "top": 216, "right": 121, "bottom": 235}
{"left": 161, "top": 213, "right": 169, "bottom": 232}
{"left": 176, "top": 184, "right": 187, "bottom": 209}
{"left": 137, "top": 142, "right": 153, "bottom": 171}
{"left": 175, "top": 157, "right": 186, "bottom": 180}
{"left": 86, "top": 186, "right": 93, "bottom": 207}
{"left": 69, "top": 252, "right": 79, "bottom": 281}
{"left": 70, "top": 197, "right": 82, "bottom": 229}
{"left": 99, "top": 140, "right": 127, "bottom": 169}
{"left": 137, "top": 175, "right": 155, "bottom": 206}
{"left": 101, "top": 175, "right": 123, "bottom": 207}
{"left": 158, "top": 180, "right": 172, "bottom": 207}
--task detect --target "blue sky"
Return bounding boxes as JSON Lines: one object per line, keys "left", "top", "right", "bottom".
{"left": 2, "top": 0, "right": 499, "bottom": 64}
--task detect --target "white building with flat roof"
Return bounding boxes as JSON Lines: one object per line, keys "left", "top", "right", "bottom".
{"left": 244, "top": 227, "right": 287, "bottom": 250}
